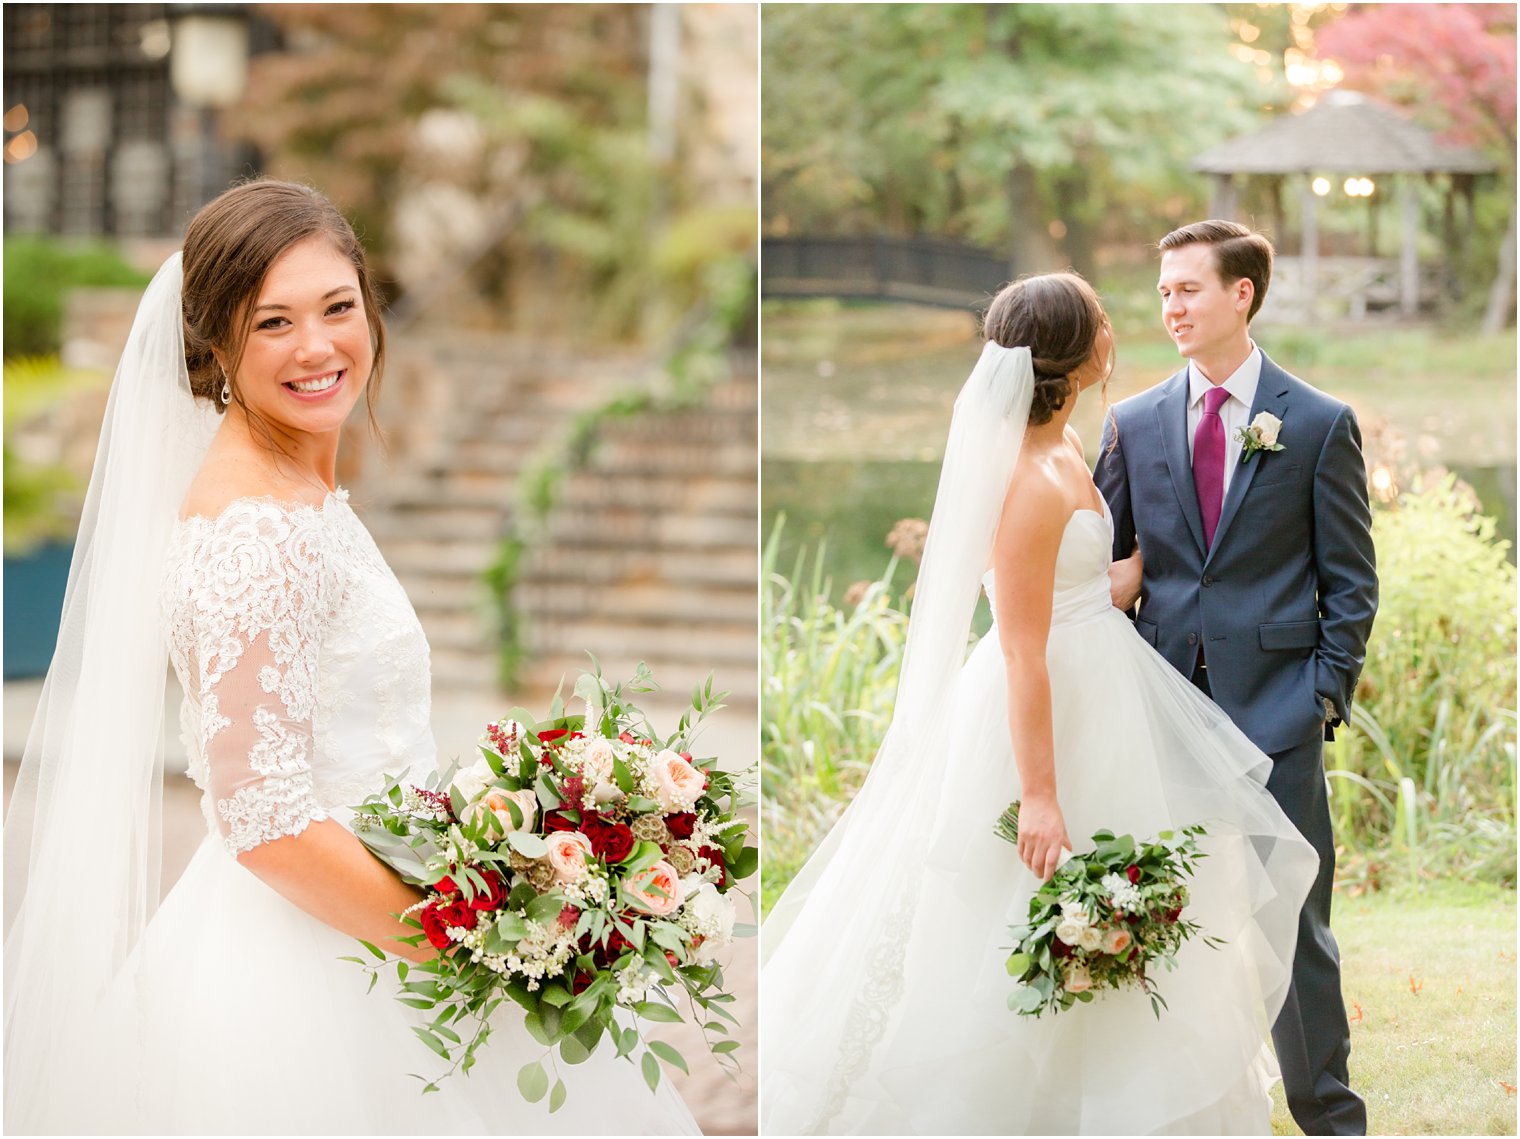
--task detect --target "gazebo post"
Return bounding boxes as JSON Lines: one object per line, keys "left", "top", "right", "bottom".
{"left": 1400, "top": 175, "right": 1419, "bottom": 317}
{"left": 1269, "top": 175, "right": 1286, "bottom": 246}
{"left": 1301, "top": 176, "right": 1319, "bottom": 324}
{"left": 1210, "top": 173, "right": 1237, "bottom": 221}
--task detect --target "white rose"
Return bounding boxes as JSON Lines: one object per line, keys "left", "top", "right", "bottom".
{"left": 684, "top": 882, "right": 737, "bottom": 962}
{"left": 1054, "top": 918, "right": 1085, "bottom": 946}
{"left": 1064, "top": 963, "right": 1093, "bottom": 994}
{"left": 651, "top": 749, "right": 706, "bottom": 811}
{"left": 1078, "top": 925, "right": 1103, "bottom": 952}
{"left": 1059, "top": 901, "right": 1091, "bottom": 926}
{"left": 451, "top": 755, "right": 498, "bottom": 804}
{"left": 1250, "top": 411, "right": 1282, "bottom": 447}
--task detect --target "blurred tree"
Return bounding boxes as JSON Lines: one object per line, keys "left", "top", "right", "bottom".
{"left": 228, "top": 4, "right": 666, "bottom": 336}
{"left": 1315, "top": 3, "right": 1517, "bottom": 329}
{"left": 763, "top": 4, "right": 1277, "bottom": 277}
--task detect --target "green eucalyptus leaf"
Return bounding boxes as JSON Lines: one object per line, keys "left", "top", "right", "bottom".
{"left": 517, "top": 1060, "right": 550, "bottom": 1103}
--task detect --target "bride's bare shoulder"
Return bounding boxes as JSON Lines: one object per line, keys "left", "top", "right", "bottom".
{"left": 178, "top": 457, "right": 326, "bottom": 524}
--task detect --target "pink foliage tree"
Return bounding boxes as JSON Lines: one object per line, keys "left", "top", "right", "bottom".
{"left": 1317, "top": 4, "right": 1516, "bottom": 328}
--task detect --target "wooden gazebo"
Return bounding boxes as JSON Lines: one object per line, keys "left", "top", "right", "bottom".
{"left": 1193, "top": 90, "right": 1495, "bottom": 321}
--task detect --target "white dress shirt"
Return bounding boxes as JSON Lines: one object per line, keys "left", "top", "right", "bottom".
{"left": 1186, "top": 342, "right": 1262, "bottom": 496}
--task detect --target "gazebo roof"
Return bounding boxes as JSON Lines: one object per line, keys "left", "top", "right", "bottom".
{"left": 1193, "top": 90, "right": 1495, "bottom": 176}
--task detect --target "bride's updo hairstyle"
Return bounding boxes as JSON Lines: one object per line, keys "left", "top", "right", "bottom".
{"left": 982, "top": 272, "right": 1109, "bottom": 426}
{"left": 181, "top": 179, "right": 386, "bottom": 427}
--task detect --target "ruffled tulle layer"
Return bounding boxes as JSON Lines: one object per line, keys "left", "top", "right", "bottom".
{"left": 762, "top": 609, "right": 1317, "bottom": 1135}
{"left": 25, "top": 836, "right": 701, "bottom": 1135}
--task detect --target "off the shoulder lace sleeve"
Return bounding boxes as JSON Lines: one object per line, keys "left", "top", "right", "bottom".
{"left": 171, "top": 499, "right": 340, "bottom": 856}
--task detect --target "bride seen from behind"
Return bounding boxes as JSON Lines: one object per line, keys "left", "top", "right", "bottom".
{"left": 4, "top": 179, "right": 701, "bottom": 1135}
{"left": 760, "top": 272, "right": 1320, "bottom": 1135}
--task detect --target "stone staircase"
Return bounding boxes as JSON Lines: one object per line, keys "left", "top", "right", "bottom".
{"left": 516, "top": 356, "right": 758, "bottom": 711}
{"left": 351, "top": 332, "right": 757, "bottom": 720}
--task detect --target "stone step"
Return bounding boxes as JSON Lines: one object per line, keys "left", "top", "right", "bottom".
{"left": 381, "top": 537, "right": 504, "bottom": 578}
{"left": 545, "top": 510, "right": 757, "bottom": 551}
{"left": 526, "top": 620, "right": 756, "bottom": 666}
{"left": 551, "top": 473, "right": 756, "bottom": 515}
{"left": 515, "top": 581, "right": 755, "bottom": 624}
{"left": 525, "top": 655, "right": 758, "bottom": 709}
{"left": 525, "top": 545, "right": 755, "bottom": 588}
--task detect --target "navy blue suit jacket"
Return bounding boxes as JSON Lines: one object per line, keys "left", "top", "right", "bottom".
{"left": 1096, "top": 352, "right": 1378, "bottom": 756}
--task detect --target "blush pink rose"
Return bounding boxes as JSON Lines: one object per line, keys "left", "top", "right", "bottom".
{"left": 543, "top": 831, "right": 594, "bottom": 883}
{"left": 1064, "top": 963, "right": 1094, "bottom": 994}
{"left": 626, "top": 859, "right": 685, "bottom": 916}
{"left": 467, "top": 787, "right": 538, "bottom": 834}
{"left": 651, "top": 749, "right": 705, "bottom": 811}
{"left": 1100, "top": 926, "right": 1132, "bottom": 955}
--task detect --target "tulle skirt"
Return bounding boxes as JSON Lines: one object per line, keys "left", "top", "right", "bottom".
{"left": 33, "top": 833, "right": 701, "bottom": 1135}
{"left": 761, "top": 608, "right": 1319, "bottom": 1135}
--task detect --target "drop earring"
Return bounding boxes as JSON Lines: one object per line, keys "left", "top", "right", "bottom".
{"left": 219, "top": 366, "right": 231, "bottom": 406}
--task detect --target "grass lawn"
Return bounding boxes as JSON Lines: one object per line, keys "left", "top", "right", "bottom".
{"left": 1270, "top": 881, "right": 1517, "bottom": 1135}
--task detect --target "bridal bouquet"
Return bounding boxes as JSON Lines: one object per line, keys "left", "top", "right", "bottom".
{"left": 994, "top": 801, "right": 1221, "bottom": 1019}
{"left": 346, "top": 662, "right": 757, "bottom": 1106}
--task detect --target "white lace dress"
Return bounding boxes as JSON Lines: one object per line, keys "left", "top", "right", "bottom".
{"left": 62, "top": 491, "right": 701, "bottom": 1135}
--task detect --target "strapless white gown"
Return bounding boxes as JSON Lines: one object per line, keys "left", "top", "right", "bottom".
{"left": 761, "top": 500, "right": 1318, "bottom": 1135}
{"left": 41, "top": 492, "right": 702, "bottom": 1135}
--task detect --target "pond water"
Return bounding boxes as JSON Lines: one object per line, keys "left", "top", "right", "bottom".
{"left": 763, "top": 300, "right": 1516, "bottom": 602}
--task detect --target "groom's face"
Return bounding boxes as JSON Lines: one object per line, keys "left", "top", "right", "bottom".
{"left": 1157, "top": 243, "right": 1252, "bottom": 362}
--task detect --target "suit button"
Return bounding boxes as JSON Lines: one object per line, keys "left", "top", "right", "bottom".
{"left": 1186, "top": 633, "right": 1198, "bottom": 646}
{"left": 1202, "top": 575, "right": 1214, "bottom": 587}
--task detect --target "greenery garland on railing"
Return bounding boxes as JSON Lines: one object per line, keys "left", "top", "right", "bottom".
{"left": 483, "top": 254, "right": 756, "bottom": 690}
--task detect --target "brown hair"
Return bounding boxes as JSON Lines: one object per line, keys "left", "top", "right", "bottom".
{"left": 1158, "top": 219, "right": 1274, "bottom": 322}
{"left": 982, "top": 272, "right": 1111, "bottom": 426}
{"left": 181, "top": 179, "right": 386, "bottom": 433}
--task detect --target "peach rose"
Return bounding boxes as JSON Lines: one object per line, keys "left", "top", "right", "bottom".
{"left": 651, "top": 749, "right": 705, "bottom": 811}
{"left": 543, "top": 831, "right": 594, "bottom": 883}
{"left": 1100, "top": 926, "right": 1132, "bottom": 955}
{"left": 1064, "top": 963, "right": 1093, "bottom": 994}
{"left": 626, "top": 859, "right": 685, "bottom": 916}
{"left": 580, "top": 737, "right": 618, "bottom": 783}
{"left": 467, "top": 787, "right": 538, "bottom": 834}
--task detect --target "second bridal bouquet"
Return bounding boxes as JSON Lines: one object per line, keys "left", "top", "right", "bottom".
{"left": 994, "top": 801, "right": 1221, "bottom": 1019}
{"left": 347, "top": 662, "right": 757, "bottom": 1106}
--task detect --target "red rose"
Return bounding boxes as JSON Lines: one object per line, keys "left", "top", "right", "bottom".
{"left": 558, "top": 904, "right": 581, "bottom": 931}
{"left": 465, "top": 870, "right": 507, "bottom": 912}
{"left": 571, "top": 970, "right": 594, "bottom": 996}
{"left": 434, "top": 874, "right": 458, "bottom": 895}
{"left": 542, "top": 809, "right": 578, "bottom": 832}
{"left": 698, "top": 844, "right": 728, "bottom": 888}
{"left": 1126, "top": 864, "right": 1141, "bottom": 885}
{"left": 1050, "top": 937, "right": 1071, "bottom": 959}
{"left": 437, "top": 899, "right": 479, "bottom": 933}
{"left": 580, "top": 813, "right": 636, "bottom": 863}
{"left": 419, "top": 904, "right": 453, "bottom": 950}
{"left": 665, "top": 812, "right": 697, "bottom": 840}
{"left": 538, "top": 729, "right": 570, "bottom": 745}
{"left": 1166, "top": 907, "right": 1182, "bottom": 923}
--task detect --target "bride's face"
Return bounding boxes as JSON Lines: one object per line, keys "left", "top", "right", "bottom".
{"left": 222, "top": 234, "right": 373, "bottom": 438}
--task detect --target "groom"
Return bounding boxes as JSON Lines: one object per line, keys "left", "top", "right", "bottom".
{"left": 1096, "top": 220, "right": 1377, "bottom": 1136}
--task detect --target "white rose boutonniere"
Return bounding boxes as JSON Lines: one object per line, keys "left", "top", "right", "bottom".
{"left": 1235, "top": 412, "right": 1285, "bottom": 463}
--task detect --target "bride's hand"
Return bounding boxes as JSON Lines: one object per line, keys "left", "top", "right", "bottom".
{"left": 1017, "top": 794, "right": 1072, "bottom": 882}
{"left": 1108, "top": 546, "right": 1143, "bottom": 611}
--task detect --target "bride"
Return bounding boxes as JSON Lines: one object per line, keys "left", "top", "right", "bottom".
{"left": 760, "top": 273, "right": 1319, "bottom": 1135}
{"left": 4, "top": 179, "right": 700, "bottom": 1135}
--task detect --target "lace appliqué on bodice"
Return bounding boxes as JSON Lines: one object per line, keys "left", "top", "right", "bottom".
{"left": 164, "top": 491, "right": 435, "bottom": 856}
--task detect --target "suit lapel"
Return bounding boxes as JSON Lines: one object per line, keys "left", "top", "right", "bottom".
{"left": 1207, "top": 354, "right": 1291, "bottom": 564}
{"left": 1155, "top": 368, "right": 1208, "bottom": 558}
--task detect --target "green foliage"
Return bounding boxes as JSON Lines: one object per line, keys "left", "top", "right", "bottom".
{"left": 760, "top": 515, "right": 911, "bottom": 911}
{"left": 763, "top": 4, "right": 1275, "bottom": 272}
{"left": 2, "top": 356, "right": 110, "bottom": 554}
{"left": 3, "top": 238, "right": 151, "bottom": 359}
{"left": 1328, "top": 471, "right": 1517, "bottom": 888}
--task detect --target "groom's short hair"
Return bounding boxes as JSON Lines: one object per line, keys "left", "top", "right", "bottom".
{"left": 1159, "top": 220, "right": 1274, "bottom": 322}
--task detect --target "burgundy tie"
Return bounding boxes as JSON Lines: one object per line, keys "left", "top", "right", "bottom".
{"left": 1193, "top": 386, "right": 1231, "bottom": 548}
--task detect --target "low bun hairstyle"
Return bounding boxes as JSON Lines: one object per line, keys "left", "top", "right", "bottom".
{"left": 981, "top": 272, "right": 1109, "bottom": 426}
{"left": 181, "top": 179, "right": 386, "bottom": 425}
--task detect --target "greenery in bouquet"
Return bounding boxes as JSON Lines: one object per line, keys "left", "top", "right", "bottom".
{"left": 345, "top": 662, "right": 758, "bottom": 1106}
{"left": 994, "top": 801, "right": 1221, "bottom": 1019}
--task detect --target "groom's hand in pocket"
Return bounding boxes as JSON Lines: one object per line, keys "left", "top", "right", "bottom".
{"left": 1108, "top": 545, "right": 1143, "bottom": 612}
{"left": 1018, "top": 794, "right": 1073, "bottom": 882}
